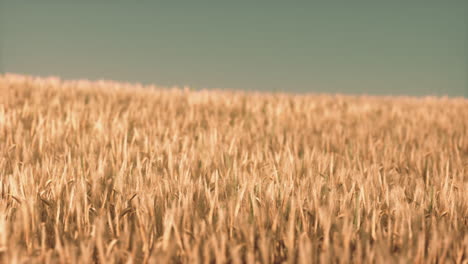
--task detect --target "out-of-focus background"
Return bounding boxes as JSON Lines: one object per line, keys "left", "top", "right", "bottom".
{"left": 0, "top": 1, "right": 467, "bottom": 97}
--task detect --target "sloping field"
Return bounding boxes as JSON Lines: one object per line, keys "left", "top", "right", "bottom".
{"left": 0, "top": 74, "right": 467, "bottom": 263}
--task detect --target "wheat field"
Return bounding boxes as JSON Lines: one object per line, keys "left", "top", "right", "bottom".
{"left": 0, "top": 74, "right": 467, "bottom": 263}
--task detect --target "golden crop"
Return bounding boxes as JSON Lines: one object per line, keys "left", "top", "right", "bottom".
{"left": 0, "top": 74, "right": 467, "bottom": 263}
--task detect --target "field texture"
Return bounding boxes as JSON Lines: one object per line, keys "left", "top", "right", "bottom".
{"left": 0, "top": 74, "right": 467, "bottom": 263}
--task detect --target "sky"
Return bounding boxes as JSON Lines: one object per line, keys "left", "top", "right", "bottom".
{"left": 1, "top": 1, "right": 467, "bottom": 97}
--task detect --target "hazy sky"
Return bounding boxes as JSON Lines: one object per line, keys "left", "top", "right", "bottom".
{"left": 1, "top": 1, "right": 467, "bottom": 96}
